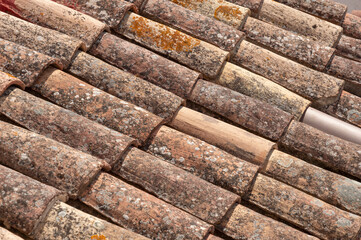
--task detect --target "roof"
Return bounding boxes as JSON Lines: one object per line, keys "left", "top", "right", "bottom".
{"left": 0, "top": 0, "right": 360, "bottom": 239}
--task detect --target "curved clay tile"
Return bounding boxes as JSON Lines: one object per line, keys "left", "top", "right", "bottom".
{"left": 68, "top": 52, "right": 184, "bottom": 120}
{"left": 216, "top": 62, "right": 310, "bottom": 120}
{"left": 0, "top": 121, "right": 106, "bottom": 199}
{"left": 335, "top": 91, "right": 361, "bottom": 129}
{"left": 0, "top": 12, "right": 82, "bottom": 68}
{"left": 124, "top": 0, "right": 145, "bottom": 8}
{"left": 226, "top": 0, "right": 263, "bottom": 16}
{"left": 336, "top": 35, "right": 361, "bottom": 63}
{"left": 352, "top": 10, "right": 361, "bottom": 18}
{"left": 52, "top": 0, "right": 137, "bottom": 28}
{"left": 167, "top": 0, "right": 250, "bottom": 29}
{"left": 190, "top": 79, "right": 293, "bottom": 141}
{"left": 0, "top": 164, "right": 66, "bottom": 236}
{"left": 142, "top": 0, "right": 245, "bottom": 52}
{"left": 80, "top": 172, "right": 213, "bottom": 239}
{"left": 246, "top": 174, "right": 361, "bottom": 239}
{"left": 342, "top": 13, "right": 361, "bottom": 40}
{"left": 206, "top": 235, "right": 223, "bottom": 240}
{"left": 328, "top": 55, "right": 361, "bottom": 88}
{"left": 148, "top": 126, "right": 259, "bottom": 196}
{"left": 170, "top": 107, "right": 276, "bottom": 165}
{"left": 0, "top": 227, "right": 25, "bottom": 240}
{"left": 35, "top": 202, "right": 149, "bottom": 240}
{"left": 280, "top": 120, "right": 361, "bottom": 180}
{"left": 118, "top": 13, "right": 229, "bottom": 79}
{"left": 6, "top": 0, "right": 108, "bottom": 50}
{"left": 232, "top": 41, "right": 344, "bottom": 107}
{"left": 0, "top": 88, "right": 137, "bottom": 166}
{"left": 0, "top": 38, "right": 61, "bottom": 87}
{"left": 265, "top": 150, "right": 361, "bottom": 216}
{"left": 0, "top": 71, "right": 25, "bottom": 96}
{"left": 274, "top": 0, "right": 347, "bottom": 25}
{"left": 218, "top": 205, "right": 318, "bottom": 239}
{"left": 33, "top": 67, "right": 163, "bottom": 144}
{"left": 259, "top": 0, "right": 343, "bottom": 47}
{"left": 113, "top": 147, "right": 240, "bottom": 224}
{"left": 90, "top": 33, "right": 200, "bottom": 98}
{"left": 243, "top": 17, "right": 336, "bottom": 71}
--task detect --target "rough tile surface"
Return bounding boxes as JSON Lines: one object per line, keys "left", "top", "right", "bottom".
{"left": 0, "top": 71, "right": 25, "bottom": 96}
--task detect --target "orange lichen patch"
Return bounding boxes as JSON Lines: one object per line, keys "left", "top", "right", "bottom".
{"left": 170, "top": 0, "right": 204, "bottom": 9}
{"left": 214, "top": 6, "right": 244, "bottom": 22}
{"left": 91, "top": 235, "right": 107, "bottom": 240}
{"left": 129, "top": 15, "right": 200, "bottom": 52}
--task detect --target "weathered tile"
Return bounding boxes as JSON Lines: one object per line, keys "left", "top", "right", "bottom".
{"left": 168, "top": 0, "right": 250, "bottom": 28}
{"left": 265, "top": 150, "right": 361, "bottom": 215}
{"left": 232, "top": 40, "right": 344, "bottom": 107}
{"left": 273, "top": 0, "right": 347, "bottom": 25}
{"left": 80, "top": 172, "right": 213, "bottom": 239}
{"left": 8, "top": 0, "right": 108, "bottom": 50}
{"left": 0, "top": 39, "right": 60, "bottom": 87}
{"left": 342, "top": 13, "right": 361, "bottom": 40}
{"left": 335, "top": 91, "right": 361, "bottom": 129}
{"left": 68, "top": 52, "right": 184, "bottom": 120}
{"left": 280, "top": 120, "right": 361, "bottom": 180}
{"left": 206, "top": 234, "right": 223, "bottom": 240}
{"left": 0, "top": 164, "right": 66, "bottom": 235}
{"left": 216, "top": 62, "right": 310, "bottom": 120}
{"left": 123, "top": 0, "right": 145, "bottom": 8}
{"left": 142, "top": 0, "right": 245, "bottom": 52}
{"left": 336, "top": 35, "right": 361, "bottom": 62}
{"left": 0, "top": 12, "right": 82, "bottom": 68}
{"left": 117, "top": 13, "right": 229, "bottom": 79}
{"left": 36, "top": 202, "right": 149, "bottom": 240}
{"left": 243, "top": 17, "right": 336, "bottom": 71}
{"left": 52, "top": 0, "right": 136, "bottom": 28}
{"left": 148, "top": 126, "right": 259, "bottom": 196}
{"left": 0, "top": 88, "right": 137, "bottom": 166}
{"left": 0, "top": 120, "right": 106, "bottom": 198}
{"left": 246, "top": 174, "right": 361, "bottom": 239}
{"left": 114, "top": 147, "right": 240, "bottom": 224}
{"left": 226, "top": 0, "right": 263, "bottom": 16}
{"left": 259, "top": 0, "right": 343, "bottom": 47}
{"left": 33, "top": 67, "right": 163, "bottom": 144}
{"left": 0, "top": 227, "right": 24, "bottom": 240}
{"left": 0, "top": 71, "right": 25, "bottom": 96}
{"left": 190, "top": 79, "right": 293, "bottom": 141}
{"left": 218, "top": 205, "right": 318, "bottom": 240}
{"left": 352, "top": 10, "right": 361, "bottom": 18}
{"left": 328, "top": 55, "right": 361, "bottom": 87}
{"left": 170, "top": 107, "right": 276, "bottom": 165}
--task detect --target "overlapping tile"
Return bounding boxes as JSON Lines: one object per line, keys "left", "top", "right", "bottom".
{"left": 0, "top": 226, "right": 24, "bottom": 240}
{"left": 334, "top": 91, "right": 361, "bottom": 129}
{"left": 336, "top": 35, "right": 361, "bottom": 63}
{"left": 342, "top": 13, "right": 361, "bottom": 40}
{"left": 0, "top": 71, "right": 25, "bottom": 96}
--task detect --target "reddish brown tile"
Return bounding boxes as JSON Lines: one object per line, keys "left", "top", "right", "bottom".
{"left": 232, "top": 40, "right": 344, "bottom": 107}
{"left": 336, "top": 35, "right": 361, "bottom": 62}
{"left": 0, "top": 12, "right": 82, "bottom": 68}
{"left": 80, "top": 172, "right": 213, "bottom": 239}
{"left": 114, "top": 147, "right": 240, "bottom": 224}
{"left": 190, "top": 79, "right": 293, "bottom": 141}
{"left": 90, "top": 33, "right": 200, "bottom": 98}
{"left": 206, "top": 234, "right": 224, "bottom": 240}
{"left": 0, "top": 88, "right": 137, "bottom": 166}
{"left": 273, "top": 0, "right": 347, "bottom": 25}
{"left": 117, "top": 13, "right": 229, "bottom": 79}
{"left": 335, "top": 91, "right": 361, "bottom": 128}
{"left": 328, "top": 55, "right": 361, "bottom": 87}
{"left": 142, "top": 0, "right": 245, "bottom": 52}
{"left": 352, "top": 10, "right": 361, "bottom": 18}
{"left": 148, "top": 126, "right": 259, "bottom": 196}
{"left": 0, "top": 164, "right": 66, "bottom": 236}
{"left": 68, "top": 52, "right": 184, "bottom": 120}
{"left": 0, "top": 227, "right": 25, "bottom": 240}
{"left": 0, "top": 71, "right": 25, "bottom": 96}
{"left": 265, "top": 150, "right": 361, "bottom": 215}
{"left": 342, "top": 13, "right": 361, "bottom": 40}
{"left": 227, "top": 0, "right": 263, "bottom": 15}
{"left": 33, "top": 67, "right": 163, "bottom": 144}
{"left": 243, "top": 17, "right": 336, "bottom": 71}
{"left": 246, "top": 174, "right": 361, "bottom": 239}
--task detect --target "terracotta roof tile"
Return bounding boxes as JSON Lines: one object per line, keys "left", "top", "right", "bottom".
{"left": 0, "top": 88, "right": 137, "bottom": 166}
{"left": 342, "top": 13, "right": 361, "bottom": 40}
{"left": 148, "top": 126, "right": 259, "bottom": 196}
{"left": 80, "top": 172, "right": 213, "bottom": 239}
{"left": 334, "top": 91, "right": 361, "bottom": 129}
{"left": 0, "top": 71, "right": 25, "bottom": 96}
{"left": 206, "top": 234, "right": 224, "bottom": 240}
{"left": 114, "top": 147, "right": 240, "bottom": 224}
{"left": 141, "top": 0, "right": 245, "bottom": 52}
{"left": 0, "top": 164, "right": 66, "bottom": 236}
{"left": 232, "top": 40, "right": 344, "bottom": 107}
{"left": 226, "top": 0, "right": 263, "bottom": 15}
{"left": 35, "top": 201, "right": 149, "bottom": 240}
{"left": 190, "top": 79, "right": 293, "bottom": 140}
{"left": 0, "top": 12, "right": 82, "bottom": 68}
{"left": 117, "top": 12, "right": 229, "bottom": 79}
{"left": 336, "top": 35, "right": 361, "bottom": 63}
{"left": 0, "top": 226, "right": 24, "bottom": 240}
{"left": 6, "top": 0, "right": 108, "bottom": 50}
{"left": 68, "top": 51, "right": 184, "bottom": 120}
{"left": 273, "top": 0, "right": 347, "bottom": 25}
{"left": 328, "top": 55, "right": 361, "bottom": 88}
{"left": 352, "top": 10, "right": 361, "bottom": 18}
{"left": 90, "top": 33, "right": 200, "bottom": 98}
{"left": 0, "top": 39, "right": 61, "bottom": 87}
{"left": 33, "top": 67, "right": 163, "bottom": 144}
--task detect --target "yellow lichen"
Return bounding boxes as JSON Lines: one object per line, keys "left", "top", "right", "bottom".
{"left": 129, "top": 15, "right": 200, "bottom": 52}
{"left": 170, "top": 0, "right": 204, "bottom": 9}
{"left": 91, "top": 234, "right": 107, "bottom": 240}
{"left": 214, "top": 5, "right": 244, "bottom": 22}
